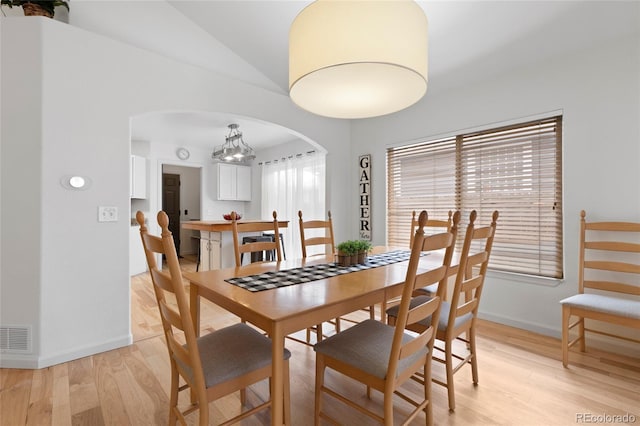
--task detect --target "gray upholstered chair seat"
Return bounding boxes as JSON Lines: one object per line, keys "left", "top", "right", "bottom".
{"left": 314, "top": 319, "right": 428, "bottom": 379}
{"left": 560, "top": 294, "right": 640, "bottom": 320}
{"left": 178, "top": 323, "right": 292, "bottom": 388}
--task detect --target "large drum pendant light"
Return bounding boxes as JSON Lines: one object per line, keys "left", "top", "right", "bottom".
{"left": 289, "top": 0, "right": 428, "bottom": 119}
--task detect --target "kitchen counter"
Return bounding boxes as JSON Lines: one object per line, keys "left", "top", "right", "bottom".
{"left": 182, "top": 219, "right": 289, "bottom": 232}
{"left": 183, "top": 219, "right": 290, "bottom": 270}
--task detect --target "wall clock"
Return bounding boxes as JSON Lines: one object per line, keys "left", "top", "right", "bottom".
{"left": 176, "top": 147, "right": 190, "bottom": 160}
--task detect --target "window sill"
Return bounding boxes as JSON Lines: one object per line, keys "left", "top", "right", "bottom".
{"left": 486, "top": 269, "right": 564, "bottom": 288}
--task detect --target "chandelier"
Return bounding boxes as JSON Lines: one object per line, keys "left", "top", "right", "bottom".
{"left": 289, "top": 0, "right": 428, "bottom": 119}
{"left": 212, "top": 123, "right": 256, "bottom": 163}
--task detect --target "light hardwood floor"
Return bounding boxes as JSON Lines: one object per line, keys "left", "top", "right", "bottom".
{"left": 2, "top": 255, "right": 639, "bottom": 425}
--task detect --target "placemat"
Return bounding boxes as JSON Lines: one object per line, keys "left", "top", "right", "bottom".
{"left": 225, "top": 250, "right": 418, "bottom": 292}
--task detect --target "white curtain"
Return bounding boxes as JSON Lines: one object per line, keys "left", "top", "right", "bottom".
{"left": 261, "top": 152, "right": 326, "bottom": 259}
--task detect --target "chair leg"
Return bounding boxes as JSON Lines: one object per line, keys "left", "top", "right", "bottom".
{"left": 383, "top": 387, "right": 394, "bottom": 426}
{"left": 445, "top": 339, "right": 456, "bottom": 411}
{"left": 240, "top": 388, "right": 246, "bottom": 405}
{"left": 315, "top": 323, "right": 323, "bottom": 343}
{"left": 169, "top": 367, "right": 179, "bottom": 425}
{"left": 469, "top": 327, "right": 479, "bottom": 385}
{"left": 198, "top": 387, "right": 209, "bottom": 426}
{"left": 562, "top": 306, "right": 570, "bottom": 367}
{"left": 578, "top": 316, "right": 586, "bottom": 352}
{"left": 424, "top": 363, "right": 433, "bottom": 426}
{"left": 314, "top": 355, "right": 325, "bottom": 426}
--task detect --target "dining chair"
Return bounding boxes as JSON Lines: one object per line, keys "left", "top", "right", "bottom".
{"left": 137, "top": 210, "right": 291, "bottom": 426}
{"left": 297, "top": 210, "right": 345, "bottom": 344}
{"left": 559, "top": 210, "right": 640, "bottom": 367}
{"left": 388, "top": 210, "right": 499, "bottom": 411}
{"left": 313, "top": 210, "right": 456, "bottom": 426}
{"left": 231, "top": 210, "right": 282, "bottom": 267}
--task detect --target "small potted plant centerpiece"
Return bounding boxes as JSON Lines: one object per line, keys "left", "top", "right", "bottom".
{"left": 336, "top": 240, "right": 358, "bottom": 267}
{"left": 354, "top": 240, "right": 372, "bottom": 264}
{"left": 0, "top": 1, "right": 69, "bottom": 18}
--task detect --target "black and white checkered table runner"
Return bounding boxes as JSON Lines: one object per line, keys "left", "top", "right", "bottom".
{"left": 225, "top": 250, "right": 419, "bottom": 292}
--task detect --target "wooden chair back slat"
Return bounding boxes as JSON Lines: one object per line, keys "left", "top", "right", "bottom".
{"left": 456, "top": 299, "right": 478, "bottom": 318}
{"left": 585, "top": 241, "right": 640, "bottom": 253}
{"left": 151, "top": 270, "right": 175, "bottom": 293}
{"left": 466, "top": 252, "right": 488, "bottom": 269}
{"left": 584, "top": 260, "right": 640, "bottom": 274}
{"left": 159, "top": 301, "right": 184, "bottom": 331}
{"left": 586, "top": 221, "right": 640, "bottom": 232}
{"left": 413, "top": 266, "right": 448, "bottom": 290}
{"left": 460, "top": 275, "right": 484, "bottom": 294}
{"left": 405, "top": 298, "right": 440, "bottom": 327}
{"left": 399, "top": 324, "right": 434, "bottom": 360}
{"left": 584, "top": 280, "right": 640, "bottom": 295}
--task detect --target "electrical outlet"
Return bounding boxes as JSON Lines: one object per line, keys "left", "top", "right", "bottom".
{"left": 98, "top": 206, "right": 118, "bottom": 222}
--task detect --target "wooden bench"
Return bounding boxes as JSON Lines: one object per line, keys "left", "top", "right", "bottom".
{"left": 560, "top": 210, "right": 640, "bottom": 367}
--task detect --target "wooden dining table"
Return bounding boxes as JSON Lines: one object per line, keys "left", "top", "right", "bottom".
{"left": 183, "top": 247, "right": 446, "bottom": 426}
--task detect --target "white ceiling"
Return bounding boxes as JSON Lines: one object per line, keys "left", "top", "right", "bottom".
{"left": 53, "top": 0, "right": 640, "bottom": 150}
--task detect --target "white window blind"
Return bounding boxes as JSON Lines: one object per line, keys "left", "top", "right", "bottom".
{"left": 387, "top": 116, "right": 563, "bottom": 278}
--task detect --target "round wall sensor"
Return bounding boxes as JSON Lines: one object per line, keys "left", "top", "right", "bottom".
{"left": 61, "top": 175, "right": 92, "bottom": 191}
{"left": 69, "top": 176, "right": 86, "bottom": 188}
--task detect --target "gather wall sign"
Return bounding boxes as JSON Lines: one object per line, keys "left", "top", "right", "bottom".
{"left": 359, "top": 154, "right": 371, "bottom": 241}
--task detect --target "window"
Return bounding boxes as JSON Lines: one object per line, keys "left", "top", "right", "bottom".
{"left": 387, "top": 116, "right": 563, "bottom": 279}
{"left": 261, "top": 152, "right": 326, "bottom": 259}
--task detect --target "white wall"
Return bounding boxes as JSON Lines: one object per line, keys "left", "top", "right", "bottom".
{"left": 0, "top": 18, "right": 350, "bottom": 368}
{"left": 351, "top": 33, "right": 640, "bottom": 354}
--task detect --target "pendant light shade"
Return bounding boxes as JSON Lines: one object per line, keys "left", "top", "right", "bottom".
{"left": 289, "top": 0, "right": 428, "bottom": 119}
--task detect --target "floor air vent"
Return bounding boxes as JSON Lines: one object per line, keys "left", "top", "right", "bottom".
{"left": 0, "top": 325, "right": 32, "bottom": 353}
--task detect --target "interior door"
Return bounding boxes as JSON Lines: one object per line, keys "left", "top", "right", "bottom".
{"left": 162, "top": 173, "right": 181, "bottom": 256}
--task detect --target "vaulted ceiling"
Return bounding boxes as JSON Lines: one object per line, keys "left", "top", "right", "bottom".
{"left": 20, "top": 0, "right": 639, "bottom": 150}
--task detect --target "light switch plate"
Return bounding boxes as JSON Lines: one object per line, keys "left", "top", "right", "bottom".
{"left": 98, "top": 206, "right": 118, "bottom": 222}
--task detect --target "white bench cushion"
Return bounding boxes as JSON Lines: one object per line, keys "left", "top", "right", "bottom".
{"left": 560, "top": 293, "right": 640, "bottom": 320}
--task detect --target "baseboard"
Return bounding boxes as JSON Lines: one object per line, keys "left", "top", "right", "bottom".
{"left": 478, "top": 311, "right": 559, "bottom": 338}
{"left": 0, "top": 333, "right": 132, "bottom": 369}
{"left": 478, "top": 310, "right": 639, "bottom": 358}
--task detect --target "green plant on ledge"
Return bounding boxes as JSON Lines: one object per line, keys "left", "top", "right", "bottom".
{"left": 1, "top": 1, "right": 69, "bottom": 18}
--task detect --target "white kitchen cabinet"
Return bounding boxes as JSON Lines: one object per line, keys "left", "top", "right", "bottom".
{"left": 217, "top": 163, "right": 251, "bottom": 201}
{"left": 235, "top": 165, "right": 251, "bottom": 201}
{"left": 130, "top": 155, "right": 147, "bottom": 199}
{"left": 199, "top": 231, "right": 221, "bottom": 271}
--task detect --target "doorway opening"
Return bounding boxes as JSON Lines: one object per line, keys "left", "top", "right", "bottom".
{"left": 161, "top": 164, "right": 202, "bottom": 260}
